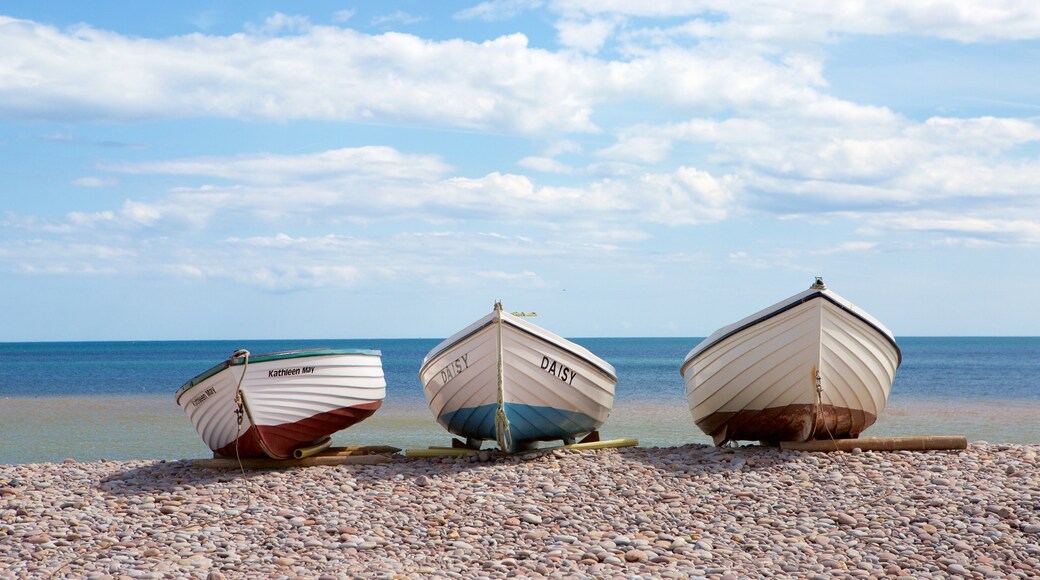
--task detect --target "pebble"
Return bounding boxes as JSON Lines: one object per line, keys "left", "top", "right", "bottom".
{"left": 836, "top": 512, "right": 858, "bottom": 526}
{"left": 1, "top": 442, "right": 1038, "bottom": 578}
{"left": 625, "top": 549, "right": 649, "bottom": 562}
{"left": 520, "top": 512, "right": 542, "bottom": 524}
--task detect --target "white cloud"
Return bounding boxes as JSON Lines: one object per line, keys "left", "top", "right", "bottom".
{"left": 0, "top": 12, "right": 902, "bottom": 137}
{"left": 236, "top": 265, "right": 362, "bottom": 291}
{"left": 43, "top": 146, "right": 735, "bottom": 234}
{"left": 596, "top": 135, "right": 673, "bottom": 164}
{"left": 72, "top": 176, "right": 117, "bottom": 188}
{"left": 455, "top": 0, "right": 545, "bottom": 21}
{"left": 0, "top": 239, "right": 136, "bottom": 275}
{"left": 371, "top": 10, "right": 424, "bottom": 27}
{"left": 67, "top": 210, "right": 115, "bottom": 227}
{"left": 244, "top": 13, "right": 312, "bottom": 35}
{"left": 635, "top": 166, "right": 735, "bottom": 225}
{"left": 812, "top": 241, "right": 879, "bottom": 255}
{"left": 518, "top": 156, "right": 575, "bottom": 174}
{"left": 0, "top": 17, "right": 603, "bottom": 133}
{"left": 332, "top": 10, "right": 356, "bottom": 24}
{"left": 544, "top": 140, "right": 584, "bottom": 156}
{"left": 553, "top": 1, "right": 1040, "bottom": 43}
{"left": 867, "top": 215, "right": 1040, "bottom": 245}
{"left": 556, "top": 17, "right": 620, "bottom": 53}
{"left": 110, "top": 146, "right": 451, "bottom": 184}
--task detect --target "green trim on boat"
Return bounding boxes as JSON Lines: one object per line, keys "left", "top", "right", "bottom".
{"left": 174, "top": 348, "right": 381, "bottom": 404}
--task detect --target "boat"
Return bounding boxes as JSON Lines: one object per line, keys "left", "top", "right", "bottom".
{"left": 680, "top": 278, "right": 901, "bottom": 445}
{"left": 419, "top": 302, "right": 617, "bottom": 452}
{"left": 176, "top": 348, "right": 385, "bottom": 459}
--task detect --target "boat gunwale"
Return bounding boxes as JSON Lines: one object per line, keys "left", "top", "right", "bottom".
{"left": 419, "top": 312, "right": 617, "bottom": 385}
{"left": 680, "top": 290, "right": 902, "bottom": 377}
{"left": 175, "top": 348, "right": 382, "bottom": 404}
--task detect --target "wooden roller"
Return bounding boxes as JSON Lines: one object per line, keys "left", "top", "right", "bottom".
{"left": 780, "top": 436, "right": 968, "bottom": 452}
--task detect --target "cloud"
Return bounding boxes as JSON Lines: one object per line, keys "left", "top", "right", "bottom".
{"left": 455, "top": 0, "right": 544, "bottom": 21}
{"left": 0, "top": 17, "right": 602, "bottom": 133}
{"left": 517, "top": 156, "right": 576, "bottom": 174}
{"left": 370, "top": 10, "right": 424, "bottom": 27}
{"left": 0, "top": 12, "right": 895, "bottom": 136}
{"left": 72, "top": 176, "right": 118, "bottom": 188}
{"left": 812, "top": 241, "right": 879, "bottom": 255}
{"left": 544, "top": 140, "right": 583, "bottom": 156}
{"left": 0, "top": 239, "right": 136, "bottom": 275}
{"left": 596, "top": 135, "right": 673, "bottom": 164}
{"left": 5, "top": 0, "right": 1040, "bottom": 299}
{"left": 556, "top": 17, "right": 620, "bottom": 53}
{"left": 67, "top": 210, "right": 116, "bottom": 227}
{"left": 866, "top": 215, "right": 1040, "bottom": 245}
{"left": 332, "top": 10, "right": 356, "bottom": 24}
{"left": 110, "top": 146, "right": 451, "bottom": 184}
{"left": 100, "top": 146, "right": 737, "bottom": 229}
{"left": 554, "top": 1, "right": 1040, "bottom": 43}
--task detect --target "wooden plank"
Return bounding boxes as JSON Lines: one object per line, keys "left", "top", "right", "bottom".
{"left": 404, "top": 438, "right": 639, "bottom": 457}
{"left": 405, "top": 448, "right": 479, "bottom": 458}
{"left": 193, "top": 453, "right": 394, "bottom": 469}
{"left": 779, "top": 436, "right": 968, "bottom": 453}
{"left": 321, "top": 445, "right": 401, "bottom": 456}
{"left": 194, "top": 445, "right": 400, "bottom": 469}
{"left": 559, "top": 437, "right": 638, "bottom": 451}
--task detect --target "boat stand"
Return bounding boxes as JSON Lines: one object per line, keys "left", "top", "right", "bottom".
{"left": 404, "top": 433, "right": 638, "bottom": 457}
{"left": 193, "top": 445, "right": 401, "bottom": 469}
{"left": 779, "top": 435, "right": 967, "bottom": 452}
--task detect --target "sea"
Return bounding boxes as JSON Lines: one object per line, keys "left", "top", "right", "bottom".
{"left": 1, "top": 337, "right": 1038, "bottom": 465}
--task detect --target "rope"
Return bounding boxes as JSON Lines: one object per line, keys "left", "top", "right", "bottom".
{"left": 493, "top": 303, "right": 513, "bottom": 452}
{"left": 811, "top": 366, "right": 823, "bottom": 440}
{"left": 495, "top": 406, "right": 513, "bottom": 453}
{"left": 810, "top": 365, "right": 897, "bottom": 514}
{"left": 232, "top": 350, "right": 251, "bottom": 476}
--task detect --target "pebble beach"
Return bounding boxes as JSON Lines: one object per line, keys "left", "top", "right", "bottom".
{"left": 2, "top": 443, "right": 1039, "bottom": 579}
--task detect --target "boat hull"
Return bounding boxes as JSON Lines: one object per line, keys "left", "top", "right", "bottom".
{"left": 420, "top": 307, "right": 616, "bottom": 451}
{"left": 176, "top": 349, "right": 385, "bottom": 459}
{"left": 681, "top": 286, "right": 900, "bottom": 445}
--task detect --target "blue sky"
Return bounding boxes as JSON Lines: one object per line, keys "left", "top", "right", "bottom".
{"left": 2, "top": 1, "right": 1040, "bottom": 341}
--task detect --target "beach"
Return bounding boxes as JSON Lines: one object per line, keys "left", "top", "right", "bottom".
{"left": 2, "top": 442, "right": 1039, "bottom": 578}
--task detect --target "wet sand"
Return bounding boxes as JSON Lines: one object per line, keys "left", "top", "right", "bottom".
{"left": 1, "top": 394, "right": 1037, "bottom": 465}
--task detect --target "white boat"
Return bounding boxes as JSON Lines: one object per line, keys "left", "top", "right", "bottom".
{"left": 680, "top": 278, "right": 901, "bottom": 445}
{"left": 176, "top": 348, "right": 385, "bottom": 459}
{"left": 419, "top": 302, "right": 617, "bottom": 452}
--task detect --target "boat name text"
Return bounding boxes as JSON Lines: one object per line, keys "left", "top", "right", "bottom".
{"left": 269, "top": 366, "right": 316, "bottom": 378}
{"left": 190, "top": 387, "right": 217, "bottom": 408}
{"left": 541, "top": 356, "right": 578, "bottom": 385}
{"left": 438, "top": 353, "right": 470, "bottom": 386}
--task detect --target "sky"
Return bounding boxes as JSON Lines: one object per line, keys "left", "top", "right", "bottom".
{"left": 2, "top": 1, "right": 1040, "bottom": 341}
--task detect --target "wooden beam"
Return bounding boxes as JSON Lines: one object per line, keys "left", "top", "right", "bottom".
{"left": 193, "top": 453, "right": 394, "bottom": 469}
{"left": 319, "top": 445, "right": 401, "bottom": 456}
{"left": 560, "top": 437, "right": 638, "bottom": 451}
{"left": 780, "top": 436, "right": 968, "bottom": 453}
{"left": 404, "top": 437, "right": 639, "bottom": 457}
{"left": 194, "top": 445, "right": 401, "bottom": 469}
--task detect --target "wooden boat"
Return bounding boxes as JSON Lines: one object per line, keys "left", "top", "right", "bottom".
{"left": 176, "top": 348, "right": 385, "bottom": 459}
{"left": 680, "top": 278, "right": 901, "bottom": 445}
{"left": 419, "top": 302, "right": 617, "bottom": 452}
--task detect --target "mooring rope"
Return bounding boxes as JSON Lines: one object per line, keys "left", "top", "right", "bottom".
{"left": 493, "top": 303, "right": 513, "bottom": 452}
{"left": 231, "top": 349, "right": 251, "bottom": 475}
{"left": 809, "top": 365, "right": 897, "bottom": 514}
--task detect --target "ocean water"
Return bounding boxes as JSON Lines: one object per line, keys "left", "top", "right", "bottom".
{"left": 1, "top": 337, "right": 1037, "bottom": 465}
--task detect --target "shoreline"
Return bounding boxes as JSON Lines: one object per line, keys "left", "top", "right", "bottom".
{"left": 2, "top": 443, "right": 1039, "bottom": 578}
{"left": 2, "top": 394, "right": 1038, "bottom": 466}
